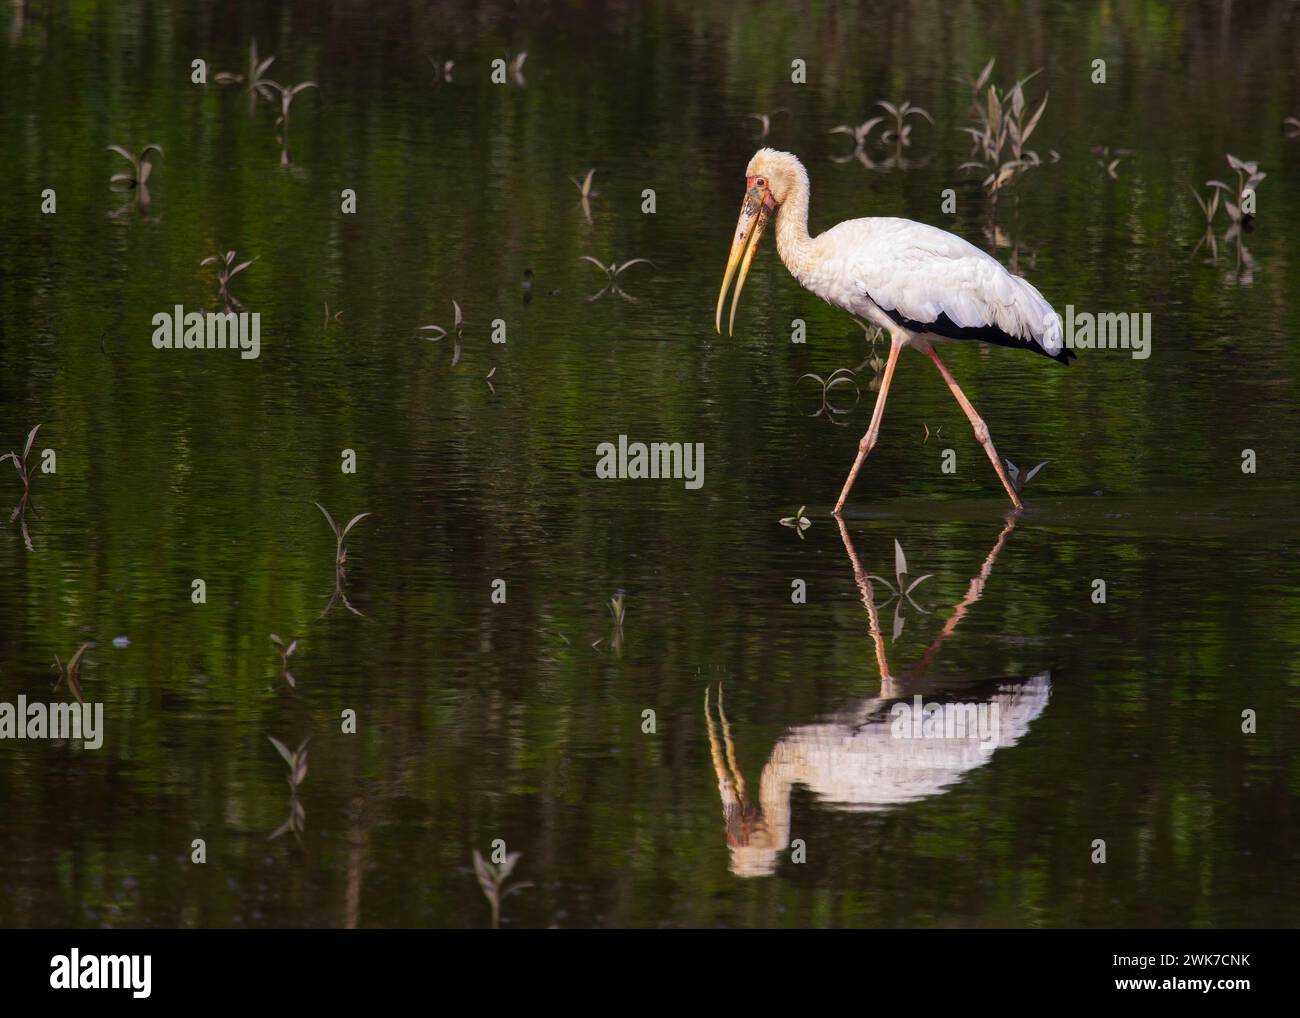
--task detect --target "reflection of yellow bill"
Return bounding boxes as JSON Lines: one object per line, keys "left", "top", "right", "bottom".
{"left": 715, "top": 185, "right": 775, "bottom": 335}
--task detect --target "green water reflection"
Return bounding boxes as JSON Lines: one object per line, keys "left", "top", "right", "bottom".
{"left": 0, "top": 1, "right": 1298, "bottom": 928}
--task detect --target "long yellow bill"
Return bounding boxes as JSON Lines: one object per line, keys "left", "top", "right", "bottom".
{"left": 715, "top": 186, "right": 773, "bottom": 335}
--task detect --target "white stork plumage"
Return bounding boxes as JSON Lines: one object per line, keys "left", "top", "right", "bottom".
{"left": 715, "top": 148, "right": 1073, "bottom": 513}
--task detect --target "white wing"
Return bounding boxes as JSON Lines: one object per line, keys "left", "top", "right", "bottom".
{"left": 806, "top": 217, "right": 1069, "bottom": 361}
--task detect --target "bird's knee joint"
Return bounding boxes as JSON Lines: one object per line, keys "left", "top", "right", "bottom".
{"left": 972, "top": 419, "right": 990, "bottom": 444}
{"left": 858, "top": 434, "right": 876, "bottom": 454}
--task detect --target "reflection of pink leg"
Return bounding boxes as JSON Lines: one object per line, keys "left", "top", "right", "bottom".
{"left": 835, "top": 515, "right": 893, "bottom": 690}
{"left": 915, "top": 513, "right": 1017, "bottom": 676}
{"left": 923, "top": 344, "right": 1023, "bottom": 510}
{"left": 833, "top": 339, "right": 903, "bottom": 514}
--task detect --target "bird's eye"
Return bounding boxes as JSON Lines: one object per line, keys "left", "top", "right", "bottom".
{"left": 756, "top": 177, "right": 767, "bottom": 187}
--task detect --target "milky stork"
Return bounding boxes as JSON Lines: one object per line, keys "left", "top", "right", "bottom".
{"left": 715, "top": 148, "right": 1073, "bottom": 513}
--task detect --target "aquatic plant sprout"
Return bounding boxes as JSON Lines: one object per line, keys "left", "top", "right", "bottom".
{"left": 746, "top": 108, "right": 788, "bottom": 141}
{"left": 107, "top": 143, "right": 162, "bottom": 189}
{"left": 471, "top": 849, "right": 531, "bottom": 929}
{"left": 215, "top": 39, "right": 278, "bottom": 116}
{"left": 269, "top": 634, "right": 299, "bottom": 688}
{"left": 268, "top": 736, "right": 309, "bottom": 841}
{"left": 1, "top": 423, "right": 40, "bottom": 507}
{"left": 580, "top": 256, "right": 654, "bottom": 301}
{"left": 1004, "top": 459, "right": 1050, "bottom": 496}
{"left": 958, "top": 68, "right": 1051, "bottom": 197}
{"left": 779, "top": 505, "right": 812, "bottom": 538}
{"left": 417, "top": 299, "right": 464, "bottom": 365}
{"left": 52, "top": 642, "right": 95, "bottom": 706}
{"left": 201, "top": 250, "right": 257, "bottom": 308}
{"left": 313, "top": 502, "right": 371, "bottom": 617}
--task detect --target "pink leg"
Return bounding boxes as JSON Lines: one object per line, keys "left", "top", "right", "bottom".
{"left": 832, "top": 338, "right": 903, "bottom": 514}
{"left": 923, "top": 344, "right": 1023, "bottom": 510}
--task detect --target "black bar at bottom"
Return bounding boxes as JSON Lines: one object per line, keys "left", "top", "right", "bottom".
{"left": 0, "top": 928, "right": 1287, "bottom": 1005}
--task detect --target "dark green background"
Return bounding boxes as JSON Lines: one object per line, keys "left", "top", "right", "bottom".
{"left": 0, "top": 0, "right": 1297, "bottom": 927}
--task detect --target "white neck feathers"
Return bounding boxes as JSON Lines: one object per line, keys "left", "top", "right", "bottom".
{"left": 773, "top": 158, "right": 818, "bottom": 282}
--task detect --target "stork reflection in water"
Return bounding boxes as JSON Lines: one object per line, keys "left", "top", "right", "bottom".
{"left": 705, "top": 516, "right": 1050, "bottom": 878}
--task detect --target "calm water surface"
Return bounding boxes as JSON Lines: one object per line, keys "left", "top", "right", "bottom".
{"left": 1, "top": 1, "right": 1298, "bottom": 928}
